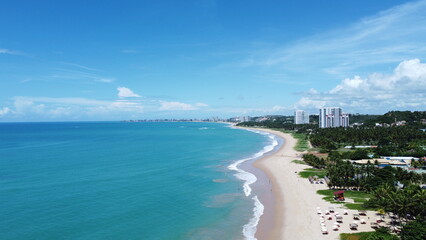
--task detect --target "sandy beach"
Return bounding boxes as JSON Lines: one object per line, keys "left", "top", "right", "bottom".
{"left": 242, "top": 127, "right": 378, "bottom": 240}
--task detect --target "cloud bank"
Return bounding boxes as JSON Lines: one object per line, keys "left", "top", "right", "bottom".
{"left": 159, "top": 101, "right": 208, "bottom": 111}
{"left": 294, "top": 59, "right": 426, "bottom": 113}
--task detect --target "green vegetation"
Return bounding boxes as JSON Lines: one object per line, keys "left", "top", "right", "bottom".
{"left": 340, "top": 232, "right": 374, "bottom": 240}
{"left": 367, "top": 185, "right": 426, "bottom": 219}
{"left": 364, "top": 111, "right": 426, "bottom": 127}
{"left": 323, "top": 152, "right": 426, "bottom": 190}
{"left": 298, "top": 168, "right": 326, "bottom": 178}
{"left": 309, "top": 112, "right": 426, "bottom": 156}
{"left": 292, "top": 132, "right": 310, "bottom": 151}
{"left": 400, "top": 219, "right": 426, "bottom": 240}
{"left": 349, "top": 114, "right": 381, "bottom": 125}
{"left": 238, "top": 111, "right": 426, "bottom": 236}
{"left": 302, "top": 154, "right": 325, "bottom": 168}
{"left": 317, "top": 189, "right": 345, "bottom": 203}
{"left": 316, "top": 189, "right": 373, "bottom": 210}
{"left": 291, "top": 160, "right": 305, "bottom": 165}
{"left": 340, "top": 228, "right": 398, "bottom": 240}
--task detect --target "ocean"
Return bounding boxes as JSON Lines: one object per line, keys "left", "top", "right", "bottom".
{"left": 0, "top": 122, "right": 278, "bottom": 240}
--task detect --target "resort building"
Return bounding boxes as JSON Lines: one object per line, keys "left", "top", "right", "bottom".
{"left": 319, "top": 107, "right": 349, "bottom": 128}
{"left": 351, "top": 156, "right": 419, "bottom": 168}
{"left": 294, "top": 110, "right": 310, "bottom": 124}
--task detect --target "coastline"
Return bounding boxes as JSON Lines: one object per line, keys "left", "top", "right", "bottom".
{"left": 241, "top": 127, "right": 379, "bottom": 240}
{"left": 235, "top": 127, "right": 298, "bottom": 239}
{"left": 246, "top": 127, "right": 310, "bottom": 239}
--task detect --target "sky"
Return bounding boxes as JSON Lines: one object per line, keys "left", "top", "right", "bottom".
{"left": 1, "top": 0, "right": 426, "bottom": 121}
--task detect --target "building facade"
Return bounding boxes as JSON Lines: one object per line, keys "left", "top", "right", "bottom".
{"left": 319, "top": 107, "right": 349, "bottom": 128}
{"left": 294, "top": 110, "right": 310, "bottom": 124}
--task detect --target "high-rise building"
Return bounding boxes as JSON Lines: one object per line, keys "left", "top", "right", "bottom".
{"left": 341, "top": 114, "right": 349, "bottom": 127}
{"left": 294, "top": 110, "right": 310, "bottom": 124}
{"left": 319, "top": 107, "right": 349, "bottom": 128}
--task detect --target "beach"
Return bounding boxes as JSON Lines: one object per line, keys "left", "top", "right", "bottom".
{"left": 242, "top": 127, "right": 377, "bottom": 240}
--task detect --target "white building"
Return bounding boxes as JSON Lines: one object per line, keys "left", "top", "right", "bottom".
{"left": 294, "top": 110, "right": 310, "bottom": 124}
{"left": 240, "top": 116, "right": 251, "bottom": 122}
{"left": 319, "top": 107, "right": 349, "bottom": 128}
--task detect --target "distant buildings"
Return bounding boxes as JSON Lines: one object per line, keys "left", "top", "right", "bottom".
{"left": 352, "top": 156, "right": 419, "bottom": 168}
{"left": 240, "top": 116, "right": 251, "bottom": 122}
{"left": 294, "top": 110, "right": 310, "bottom": 124}
{"left": 228, "top": 116, "right": 251, "bottom": 122}
{"left": 319, "top": 107, "right": 349, "bottom": 128}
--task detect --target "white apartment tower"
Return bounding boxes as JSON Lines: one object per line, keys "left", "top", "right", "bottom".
{"left": 319, "top": 107, "right": 349, "bottom": 128}
{"left": 294, "top": 110, "right": 310, "bottom": 124}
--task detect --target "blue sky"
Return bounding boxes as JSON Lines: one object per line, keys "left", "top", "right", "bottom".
{"left": 1, "top": 0, "right": 426, "bottom": 121}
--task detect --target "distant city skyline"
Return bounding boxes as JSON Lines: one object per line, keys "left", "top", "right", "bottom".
{"left": 1, "top": 0, "right": 426, "bottom": 121}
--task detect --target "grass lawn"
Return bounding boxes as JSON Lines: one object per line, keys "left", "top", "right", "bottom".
{"left": 316, "top": 189, "right": 374, "bottom": 211}
{"left": 299, "top": 168, "right": 327, "bottom": 178}
{"left": 291, "top": 160, "right": 306, "bottom": 165}
{"left": 340, "top": 232, "right": 375, "bottom": 240}
{"left": 275, "top": 129, "right": 310, "bottom": 152}
{"left": 292, "top": 133, "right": 310, "bottom": 151}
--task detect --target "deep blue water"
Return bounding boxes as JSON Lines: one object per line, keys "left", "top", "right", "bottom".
{"left": 0, "top": 122, "right": 272, "bottom": 240}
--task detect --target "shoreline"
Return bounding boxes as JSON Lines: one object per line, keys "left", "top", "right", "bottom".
{"left": 247, "top": 127, "right": 303, "bottom": 239}
{"left": 228, "top": 125, "right": 281, "bottom": 240}
{"left": 241, "top": 127, "right": 379, "bottom": 240}
{"left": 236, "top": 127, "right": 297, "bottom": 239}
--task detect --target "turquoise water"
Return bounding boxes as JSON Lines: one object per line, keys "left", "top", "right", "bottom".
{"left": 0, "top": 122, "right": 272, "bottom": 240}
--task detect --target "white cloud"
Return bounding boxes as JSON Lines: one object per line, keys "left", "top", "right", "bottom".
{"left": 13, "top": 96, "right": 110, "bottom": 106}
{"left": 47, "top": 67, "right": 115, "bottom": 84}
{"left": 88, "top": 100, "right": 144, "bottom": 114}
{"left": 48, "top": 107, "right": 72, "bottom": 117}
{"left": 238, "top": 0, "right": 426, "bottom": 80}
{"left": 271, "top": 105, "right": 285, "bottom": 111}
{"left": 294, "top": 97, "right": 326, "bottom": 109}
{"left": 0, "top": 107, "right": 10, "bottom": 116}
{"left": 5, "top": 96, "right": 145, "bottom": 120}
{"left": 96, "top": 78, "right": 115, "bottom": 83}
{"left": 60, "top": 62, "right": 100, "bottom": 72}
{"left": 294, "top": 59, "right": 426, "bottom": 112}
{"left": 13, "top": 98, "right": 45, "bottom": 114}
{"left": 159, "top": 101, "right": 197, "bottom": 111}
{"left": 117, "top": 87, "right": 141, "bottom": 98}
{"left": 195, "top": 102, "right": 209, "bottom": 107}
{"left": 0, "top": 48, "right": 19, "bottom": 55}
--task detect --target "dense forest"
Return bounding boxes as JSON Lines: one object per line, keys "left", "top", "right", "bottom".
{"left": 310, "top": 126, "right": 426, "bottom": 156}
{"left": 238, "top": 111, "right": 426, "bottom": 157}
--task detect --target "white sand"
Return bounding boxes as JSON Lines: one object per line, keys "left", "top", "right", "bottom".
{"left": 244, "top": 127, "right": 378, "bottom": 240}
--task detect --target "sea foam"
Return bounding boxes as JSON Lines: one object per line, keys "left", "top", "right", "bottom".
{"left": 227, "top": 131, "right": 279, "bottom": 240}
{"left": 243, "top": 196, "right": 264, "bottom": 240}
